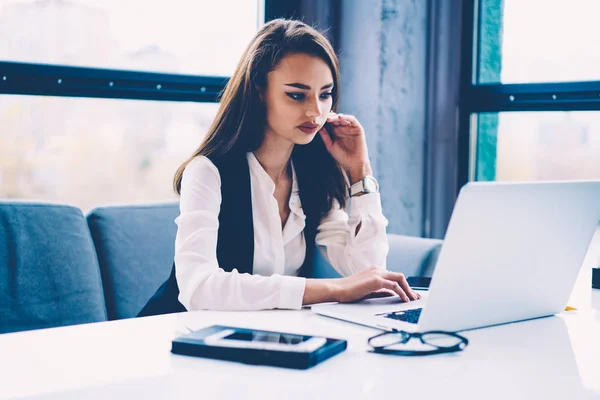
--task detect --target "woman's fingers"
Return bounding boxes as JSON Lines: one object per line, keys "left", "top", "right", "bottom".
{"left": 327, "top": 113, "right": 356, "bottom": 127}
{"left": 327, "top": 118, "right": 350, "bottom": 127}
{"left": 337, "top": 267, "right": 424, "bottom": 303}
{"left": 382, "top": 271, "right": 419, "bottom": 301}
{"left": 340, "top": 114, "right": 360, "bottom": 126}
{"left": 334, "top": 120, "right": 352, "bottom": 126}
{"left": 378, "top": 278, "right": 409, "bottom": 302}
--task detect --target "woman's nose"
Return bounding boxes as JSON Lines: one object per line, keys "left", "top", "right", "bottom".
{"left": 305, "top": 98, "right": 322, "bottom": 118}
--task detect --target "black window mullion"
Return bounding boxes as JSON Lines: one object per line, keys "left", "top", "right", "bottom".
{"left": 466, "top": 81, "right": 600, "bottom": 112}
{"left": 0, "top": 61, "right": 228, "bottom": 102}
{"left": 456, "top": 0, "right": 478, "bottom": 198}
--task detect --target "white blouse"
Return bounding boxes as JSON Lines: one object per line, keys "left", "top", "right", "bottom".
{"left": 174, "top": 152, "right": 389, "bottom": 311}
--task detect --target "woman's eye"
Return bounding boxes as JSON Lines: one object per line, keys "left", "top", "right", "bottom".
{"left": 286, "top": 92, "right": 305, "bottom": 101}
{"left": 286, "top": 92, "right": 332, "bottom": 101}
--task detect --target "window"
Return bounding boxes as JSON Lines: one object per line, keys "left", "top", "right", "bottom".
{"left": 463, "top": 0, "right": 600, "bottom": 185}
{"left": 1, "top": 0, "right": 263, "bottom": 210}
{"left": 475, "top": 112, "right": 600, "bottom": 182}
{"left": 0, "top": 0, "right": 261, "bottom": 75}
{"left": 478, "top": 0, "right": 600, "bottom": 84}
{"left": 0, "top": 95, "right": 219, "bottom": 211}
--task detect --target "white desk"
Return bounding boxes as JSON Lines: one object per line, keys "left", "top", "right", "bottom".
{"left": 1, "top": 267, "right": 599, "bottom": 400}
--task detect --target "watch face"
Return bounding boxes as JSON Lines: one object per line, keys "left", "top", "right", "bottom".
{"left": 364, "top": 178, "right": 377, "bottom": 192}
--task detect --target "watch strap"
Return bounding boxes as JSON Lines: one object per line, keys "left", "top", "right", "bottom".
{"left": 349, "top": 176, "right": 379, "bottom": 197}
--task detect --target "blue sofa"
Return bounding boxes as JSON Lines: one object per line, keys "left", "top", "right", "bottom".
{"left": 0, "top": 201, "right": 443, "bottom": 334}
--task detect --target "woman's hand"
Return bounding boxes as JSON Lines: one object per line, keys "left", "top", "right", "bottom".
{"left": 333, "top": 267, "right": 421, "bottom": 303}
{"left": 318, "top": 112, "right": 372, "bottom": 184}
{"left": 303, "top": 267, "right": 422, "bottom": 305}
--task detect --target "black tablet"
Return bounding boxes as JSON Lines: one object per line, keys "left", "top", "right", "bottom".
{"left": 172, "top": 325, "right": 347, "bottom": 369}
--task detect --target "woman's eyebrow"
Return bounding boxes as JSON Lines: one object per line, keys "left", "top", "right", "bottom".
{"left": 284, "top": 82, "right": 334, "bottom": 90}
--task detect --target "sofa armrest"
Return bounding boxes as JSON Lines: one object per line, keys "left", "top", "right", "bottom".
{"left": 312, "top": 234, "right": 443, "bottom": 279}
{"left": 385, "top": 234, "right": 443, "bottom": 278}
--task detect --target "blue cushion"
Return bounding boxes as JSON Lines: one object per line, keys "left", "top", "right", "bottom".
{"left": 87, "top": 203, "right": 179, "bottom": 320}
{"left": 386, "top": 234, "right": 443, "bottom": 277}
{"left": 312, "top": 246, "right": 343, "bottom": 279}
{"left": 0, "top": 202, "right": 107, "bottom": 334}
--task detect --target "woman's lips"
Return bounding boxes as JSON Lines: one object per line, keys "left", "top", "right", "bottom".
{"left": 298, "top": 124, "right": 320, "bottom": 134}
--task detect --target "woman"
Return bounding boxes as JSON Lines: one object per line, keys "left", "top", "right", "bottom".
{"left": 139, "top": 19, "right": 420, "bottom": 316}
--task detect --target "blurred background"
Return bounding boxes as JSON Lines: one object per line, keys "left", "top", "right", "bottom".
{"left": 1, "top": 0, "right": 600, "bottom": 240}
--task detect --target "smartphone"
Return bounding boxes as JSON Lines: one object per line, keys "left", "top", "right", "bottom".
{"left": 204, "top": 328, "right": 328, "bottom": 353}
{"left": 407, "top": 276, "right": 432, "bottom": 290}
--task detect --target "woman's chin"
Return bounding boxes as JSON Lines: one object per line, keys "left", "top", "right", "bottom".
{"left": 293, "top": 132, "right": 318, "bottom": 145}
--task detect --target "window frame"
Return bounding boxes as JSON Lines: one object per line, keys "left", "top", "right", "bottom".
{"left": 459, "top": 0, "right": 600, "bottom": 188}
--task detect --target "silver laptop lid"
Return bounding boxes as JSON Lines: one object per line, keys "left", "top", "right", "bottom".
{"left": 418, "top": 180, "right": 600, "bottom": 332}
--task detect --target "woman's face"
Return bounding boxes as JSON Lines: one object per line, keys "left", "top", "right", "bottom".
{"left": 262, "top": 52, "right": 334, "bottom": 146}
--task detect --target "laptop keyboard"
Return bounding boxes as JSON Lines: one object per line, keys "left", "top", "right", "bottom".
{"left": 376, "top": 308, "right": 423, "bottom": 324}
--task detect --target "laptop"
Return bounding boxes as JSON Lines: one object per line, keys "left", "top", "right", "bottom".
{"left": 312, "top": 181, "right": 600, "bottom": 333}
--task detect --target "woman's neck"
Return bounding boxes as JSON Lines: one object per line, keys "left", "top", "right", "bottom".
{"left": 253, "top": 132, "right": 294, "bottom": 184}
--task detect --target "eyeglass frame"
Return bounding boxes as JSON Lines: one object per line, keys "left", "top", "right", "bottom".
{"left": 367, "top": 329, "right": 469, "bottom": 356}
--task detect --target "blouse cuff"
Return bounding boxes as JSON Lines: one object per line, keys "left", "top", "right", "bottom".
{"left": 348, "top": 193, "right": 383, "bottom": 217}
{"left": 277, "top": 276, "right": 306, "bottom": 310}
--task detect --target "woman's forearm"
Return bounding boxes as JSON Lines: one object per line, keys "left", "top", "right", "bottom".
{"left": 302, "top": 268, "right": 421, "bottom": 306}
{"left": 302, "top": 278, "right": 339, "bottom": 305}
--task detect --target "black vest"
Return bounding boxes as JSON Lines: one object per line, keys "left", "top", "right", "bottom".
{"left": 138, "top": 152, "right": 318, "bottom": 317}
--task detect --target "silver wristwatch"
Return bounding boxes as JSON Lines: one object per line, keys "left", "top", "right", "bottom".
{"left": 349, "top": 176, "right": 379, "bottom": 197}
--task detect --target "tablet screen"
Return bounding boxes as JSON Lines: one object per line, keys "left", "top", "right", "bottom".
{"left": 223, "top": 331, "right": 312, "bottom": 345}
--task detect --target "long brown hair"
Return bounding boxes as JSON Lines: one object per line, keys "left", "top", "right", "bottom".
{"left": 174, "top": 19, "right": 347, "bottom": 219}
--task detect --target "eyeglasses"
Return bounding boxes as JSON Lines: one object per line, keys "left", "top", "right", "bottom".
{"left": 368, "top": 329, "right": 469, "bottom": 356}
